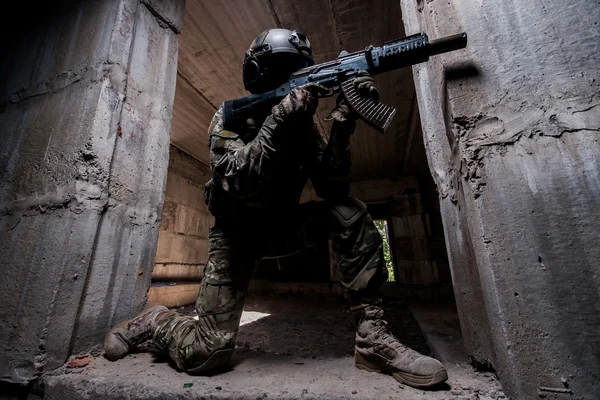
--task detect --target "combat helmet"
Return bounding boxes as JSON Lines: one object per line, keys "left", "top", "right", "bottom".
{"left": 243, "top": 28, "right": 314, "bottom": 94}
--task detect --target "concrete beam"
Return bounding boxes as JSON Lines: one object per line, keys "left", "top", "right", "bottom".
{"left": 155, "top": 231, "right": 208, "bottom": 265}
{"left": 301, "top": 177, "right": 419, "bottom": 204}
{"left": 141, "top": 0, "right": 186, "bottom": 33}
{"left": 152, "top": 263, "right": 204, "bottom": 281}
{"left": 147, "top": 283, "right": 201, "bottom": 308}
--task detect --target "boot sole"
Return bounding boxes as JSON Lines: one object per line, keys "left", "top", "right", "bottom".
{"left": 355, "top": 351, "right": 448, "bottom": 388}
{"left": 187, "top": 349, "right": 234, "bottom": 375}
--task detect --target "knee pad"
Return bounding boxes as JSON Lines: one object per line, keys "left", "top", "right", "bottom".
{"left": 187, "top": 348, "right": 234, "bottom": 374}
{"left": 341, "top": 246, "right": 385, "bottom": 291}
{"left": 329, "top": 197, "right": 367, "bottom": 228}
{"left": 182, "top": 312, "right": 240, "bottom": 374}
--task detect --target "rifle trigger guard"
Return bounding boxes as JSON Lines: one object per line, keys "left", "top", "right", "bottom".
{"left": 318, "top": 87, "right": 336, "bottom": 98}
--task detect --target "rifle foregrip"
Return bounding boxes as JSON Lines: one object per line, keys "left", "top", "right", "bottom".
{"left": 341, "top": 79, "right": 396, "bottom": 133}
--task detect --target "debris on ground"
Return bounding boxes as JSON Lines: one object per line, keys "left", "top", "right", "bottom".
{"left": 44, "top": 294, "right": 507, "bottom": 399}
{"left": 67, "top": 356, "right": 92, "bottom": 368}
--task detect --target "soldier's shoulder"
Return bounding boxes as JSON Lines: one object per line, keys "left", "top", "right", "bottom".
{"left": 208, "top": 105, "right": 225, "bottom": 135}
{"left": 214, "top": 130, "right": 239, "bottom": 139}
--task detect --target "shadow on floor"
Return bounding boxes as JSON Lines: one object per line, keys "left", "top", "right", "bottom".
{"left": 176, "top": 293, "right": 432, "bottom": 363}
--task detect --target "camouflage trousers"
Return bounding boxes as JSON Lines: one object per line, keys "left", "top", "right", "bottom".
{"left": 153, "top": 197, "right": 387, "bottom": 372}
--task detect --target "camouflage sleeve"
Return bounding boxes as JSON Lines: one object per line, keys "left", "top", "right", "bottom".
{"left": 309, "top": 119, "right": 356, "bottom": 200}
{"left": 208, "top": 105, "right": 285, "bottom": 199}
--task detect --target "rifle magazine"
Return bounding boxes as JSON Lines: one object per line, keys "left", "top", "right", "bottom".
{"left": 341, "top": 79, "right": 396, "bottom": 133}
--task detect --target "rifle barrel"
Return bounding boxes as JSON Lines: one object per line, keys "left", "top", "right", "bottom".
{"left": 429, "top": 32, "right": 468, "bottom": 56}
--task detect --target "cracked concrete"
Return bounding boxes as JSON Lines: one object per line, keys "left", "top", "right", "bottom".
{"left": 400, "top": 0, "right": 600, "bottom": 398}
{"left": 0, "top": 61, "right": 128, "bottom": 107}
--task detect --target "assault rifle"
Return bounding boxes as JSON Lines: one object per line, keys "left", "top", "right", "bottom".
{"left": 223, "top": 32, "right": 467, "bottom": 133}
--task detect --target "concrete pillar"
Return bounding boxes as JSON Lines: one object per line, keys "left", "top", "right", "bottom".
{"left": 400, "top": 0, "right": 600, "bottom": 398}
{"left": 0, "top": 0, "right": 184, "bottom": 383}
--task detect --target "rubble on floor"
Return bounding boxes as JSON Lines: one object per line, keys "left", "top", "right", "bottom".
{"left": 42, "top": 294, "right": 507, "bottom": 400}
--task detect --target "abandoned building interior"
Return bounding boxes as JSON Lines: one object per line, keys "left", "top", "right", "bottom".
{"left": 1, "top": 0, "right": 598, "bottom": 399}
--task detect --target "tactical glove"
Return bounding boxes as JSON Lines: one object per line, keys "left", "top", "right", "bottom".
{"left": 354, "top": 70, "right": 379, "bottom": 100}
{"left": 272, "top": 83, "right": 329, "bottom": 122}
{"left": 328, "top": 71, "right": 379, "bottom": 123}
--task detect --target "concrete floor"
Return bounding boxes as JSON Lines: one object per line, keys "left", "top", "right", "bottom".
{"left": 41, "top": 294, "right": 507, "bottom": 400}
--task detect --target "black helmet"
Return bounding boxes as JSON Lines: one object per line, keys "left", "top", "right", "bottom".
{"left": 243, "top": 28, "right": 315, "bottom": 94}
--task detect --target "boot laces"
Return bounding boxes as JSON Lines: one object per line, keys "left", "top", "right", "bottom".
{"left": 120, "top": 319, "right": 151, "bottom": 346}
{"left": 121, "top": 309, "right": 166, "bottom": 347}
{"left": 371, "top": 318, "right": 410, "bottom": 356}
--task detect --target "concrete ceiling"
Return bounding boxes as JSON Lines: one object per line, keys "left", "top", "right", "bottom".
{"left": 171, "top": 0, "right": 419, "bottom": 181}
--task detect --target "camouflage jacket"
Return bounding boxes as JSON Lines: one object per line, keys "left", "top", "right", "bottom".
{"left": 204, "top": 104, "right": 355, "bottom": 220}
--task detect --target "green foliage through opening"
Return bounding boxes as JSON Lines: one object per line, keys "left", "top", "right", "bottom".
{"left": 374, "top": 219, "right": 395, "bottom": 282}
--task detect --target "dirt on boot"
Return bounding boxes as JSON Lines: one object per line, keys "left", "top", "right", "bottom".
{"left": 354, "top": 305, "right": 448, "bottom": 388}
{"left": 104, "top": 305, "right": 173, "bottom": 361}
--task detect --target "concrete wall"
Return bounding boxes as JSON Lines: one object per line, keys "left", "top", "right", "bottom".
{"left": 148, "top": 145, "right": 212, "bottom": 308}
{"left": 0, "top": 0, "right": 184, "bottom": 383}
{"left": 400, "top": 0, "right": 600, "bottom": 398}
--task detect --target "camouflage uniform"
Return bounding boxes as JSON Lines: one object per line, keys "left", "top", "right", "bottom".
{"left": 153, "top": 88, "right": 388, "bottom": 372}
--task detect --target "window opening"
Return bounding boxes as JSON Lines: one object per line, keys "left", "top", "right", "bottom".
{"left": 374, "top": 219, "right": 395, "bottom": 282}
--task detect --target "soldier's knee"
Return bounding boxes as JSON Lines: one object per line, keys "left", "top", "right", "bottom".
{"left": 162, "top": 312, "right": 239, "bottom": 375}
{"left": 328, "top": 197, "right": 368, "bottom": 230}
{"left": 186, "top": 346, "right": 235, "bottom": 375}
{"left": 184, "top": 311, "right": 241, "bottom": 374}
{"left": 329, "top": 198, "right": 382, "bottom": 245}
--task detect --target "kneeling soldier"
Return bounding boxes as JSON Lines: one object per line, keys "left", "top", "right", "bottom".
{"left": 104, "top": 28, "right": 447, "bottom": 388}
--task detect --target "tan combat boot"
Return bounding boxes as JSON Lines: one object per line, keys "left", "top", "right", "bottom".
{"left": 104, "top": 305, "right": 174, "bottom": 361}
{"left": 354, "top": 305, "right": 448, "bottom": 388}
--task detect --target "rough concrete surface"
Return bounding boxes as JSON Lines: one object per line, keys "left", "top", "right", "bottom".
{"left": 42, "top": 294, "right": 506, "bottom": 400}
{"left": 0, "top": 0, "right": 179, "bottom": 382}
{"left": 400, "top": 0, "right": 600, "bottom": 398}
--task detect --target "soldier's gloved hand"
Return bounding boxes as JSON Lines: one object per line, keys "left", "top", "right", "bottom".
{"left": 327, "top": 95, "right": 354, "bottom": 123}
{"left": 273, "top": 83, "right": 328, "bottom": 122}
{"left": 327, "top": 71, "right": 379, "bottom": 123}
{"left": 354, "top": 70, "right": 379, "bottom": 100}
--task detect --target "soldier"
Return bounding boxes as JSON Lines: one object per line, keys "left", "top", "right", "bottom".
{"left": 104, "top": 28, "right": 448, "bottom": 388}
